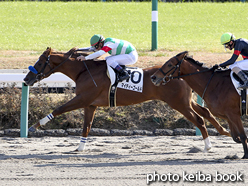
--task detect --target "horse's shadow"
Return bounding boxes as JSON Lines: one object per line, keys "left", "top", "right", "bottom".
{"left": 0, "top": 151, "right": 241, "bottom": 168}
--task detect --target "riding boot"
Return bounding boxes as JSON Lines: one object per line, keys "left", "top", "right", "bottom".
{"left": 115, "top": 65, "right": 130, "bottom": 82}
{"left": 236, "top": 71, "right": 248, "bottom": 89}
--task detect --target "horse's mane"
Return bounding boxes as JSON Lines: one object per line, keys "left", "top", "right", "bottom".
{"left": 47, "top": 47, "right": 90, "bottom": 59}
{"left": 185, "top": 55, "right": 204, "bottom": 67}
{"left": 176, "top": 51, "right": 205, "bottom": 67}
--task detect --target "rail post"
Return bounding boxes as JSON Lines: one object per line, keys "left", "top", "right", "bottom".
{"left": 196, "top": 95, "right": 203, "bottom": 136}
{"left": 151, "top": 0, "right": 158, "bottom": 51}
{"left": 20, "top": 82, "right": 29, "bottom": 138}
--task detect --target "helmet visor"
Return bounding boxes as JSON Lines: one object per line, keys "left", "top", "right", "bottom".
{"left": 94, "top": 43, "right": 100, "bottom": 49}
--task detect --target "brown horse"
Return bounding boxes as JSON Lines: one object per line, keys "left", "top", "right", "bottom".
{"left": 151, "top": 51, "right": 248, "bottom": 159}
{"left": 24, "top": 47, "right": 229, "bottom": 152}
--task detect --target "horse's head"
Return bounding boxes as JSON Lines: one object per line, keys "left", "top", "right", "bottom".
{"left": 151, "top": 51, "right": 188, "bottom": 86}
{"left": 24, "top": 47, "right": 54, "bottom": 86}
{"left": 24, "top": 47, "right": 78, "bottom": 86}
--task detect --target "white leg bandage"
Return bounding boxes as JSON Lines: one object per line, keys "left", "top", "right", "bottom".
{"left": 203, "top": 137, "right": 212, "bottom": 152}
{"left": 39, "top": 113, "right": 54, "bottom": 126}
{"left": 77, "top": 137, "right": 87, "bottom": 151}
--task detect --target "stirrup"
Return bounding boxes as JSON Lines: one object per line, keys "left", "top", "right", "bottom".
{"left": 118, "top": 73, "right": 130, "bottom": 82}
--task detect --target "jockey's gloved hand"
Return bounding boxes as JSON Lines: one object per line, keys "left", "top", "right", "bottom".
{"left": 212, "top": 64, "right": 219, "bottom": 70}
{"left": 219, "top": 63, "right": 227, "bottom": 68}
{"left": 220, "top": 65, "right": 227, "bottom": 69}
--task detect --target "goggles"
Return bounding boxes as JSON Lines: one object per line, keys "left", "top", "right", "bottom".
{"left": 224, "top": 42, "right": 231, "bottom": 48}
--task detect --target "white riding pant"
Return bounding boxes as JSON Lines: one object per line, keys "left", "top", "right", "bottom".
{"left": 105, "top": 50, "right": 138, "bottom": 68}
{"left": 229, "top": 60, "right": 248, "bottom": 71}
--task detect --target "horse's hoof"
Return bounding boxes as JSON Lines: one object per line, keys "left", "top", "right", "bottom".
{"left": 203, "top": 147, "right": 211, "bottom": 153}
{"left": 225, "top": 155, "right": 239, "bottom": 159}
{"left": 28, "top": 126, "right": 36, "bottom": 132}
{"left": 233, "top": 137, "right": 242, "bottom": 143}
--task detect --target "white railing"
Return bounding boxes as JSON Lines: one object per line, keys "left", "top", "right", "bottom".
{"left": 0, "top": 70, "right": 75, "bottom": 88}
{"left": 0, "top": 70, "right": 75, "bottom": 137}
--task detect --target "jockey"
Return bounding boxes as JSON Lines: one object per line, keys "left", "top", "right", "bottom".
{"left": 77, "top": 34, "right": 138, "bottom": 82}
{"left": 219, "top": 33, "right": 248, "bottom": 89}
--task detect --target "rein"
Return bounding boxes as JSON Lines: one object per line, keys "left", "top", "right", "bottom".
{"left": 83, "top": 61, "right": 98, "bottom": 87}
{"left": 169, "top": 68, "right": 212, "bottom": 80}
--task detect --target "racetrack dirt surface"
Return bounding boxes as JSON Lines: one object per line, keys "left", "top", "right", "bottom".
{"left": 0, "top": 135, "right": 247, "bottom": 186}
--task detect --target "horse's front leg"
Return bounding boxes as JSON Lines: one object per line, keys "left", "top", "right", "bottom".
{"left": 227, "top": 114, "right": 248, "bottom": 159}
{"left": 28, "top": 94, "right": 95, "bottom": 131}
{"left": 76, "top": 105, "right": 97, "bottom": 151}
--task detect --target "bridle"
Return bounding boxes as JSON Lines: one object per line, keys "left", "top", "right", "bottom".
{"left": 158, "top": 57, "right": 184, "bottom": 84}
{"left": 158, "top": 55, "right": 217, "bottom": 99}
{"left": 34, "top": 54, "right": 52, "bottom": 81}
{"left": 30, "top": 53, "right": 72, "bottom": 82}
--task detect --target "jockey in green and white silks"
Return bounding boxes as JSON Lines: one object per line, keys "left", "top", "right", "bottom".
{"left": 77, "top": 34, "right": 138, "bottom": 82}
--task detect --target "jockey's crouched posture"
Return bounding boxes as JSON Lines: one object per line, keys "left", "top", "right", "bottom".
{"left": 77, "top": 34, "right": 138, "bottom": 82}
{"left": 218, "top": 33, "right": 248, "bottom": 89}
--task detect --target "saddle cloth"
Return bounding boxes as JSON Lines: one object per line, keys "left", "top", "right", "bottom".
{"left": 107, "top": 65, "right": 144, "bottom": 93}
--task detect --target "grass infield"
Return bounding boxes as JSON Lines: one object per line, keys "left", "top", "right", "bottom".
{"left": 0, "top": 2, "right": 247, "bottom": 52}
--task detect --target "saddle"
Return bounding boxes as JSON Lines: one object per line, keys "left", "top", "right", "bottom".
{"left": 108, "top": 65, "right": 128, "bottom": 107}
{"left": 230, "top": 71, "right": 248, "bottom": 115}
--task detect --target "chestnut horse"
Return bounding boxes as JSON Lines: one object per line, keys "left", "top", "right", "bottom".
{"left": 24, "top": 47, "right": 229, "bottom": 152}
{"left": 151, "top": 51, "right": 248, "bottom": 159}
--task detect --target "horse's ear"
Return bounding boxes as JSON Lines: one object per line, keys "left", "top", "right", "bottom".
{"left": 47, "top": 47, "right": 52, "bottom": 55}
{"left": 176, "top": 51, "right": 189, "bottom": 59}
{"left": 66, "top": 47, "right": 77, "bottom": 55}
{"left": 183, "top": 51, "right": 189, "bottom": 59}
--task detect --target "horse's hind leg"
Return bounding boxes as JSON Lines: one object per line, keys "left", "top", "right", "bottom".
{"left": 191, "top": 101, "right": 231, "bottom": 137}
{"left": 77, "top": 105, "right": 97, "bottom": 151}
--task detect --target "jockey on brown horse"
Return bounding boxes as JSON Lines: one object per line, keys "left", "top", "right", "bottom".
{"left": 219, "top": 33, "right": 248, "bottom": 89}
{"left": 77, "top": 34, "right": 138, "bottom": 82}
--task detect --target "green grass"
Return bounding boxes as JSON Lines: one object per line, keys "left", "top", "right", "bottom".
{"left": 0, "top": 2, "right": 247, "bottom": 52}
